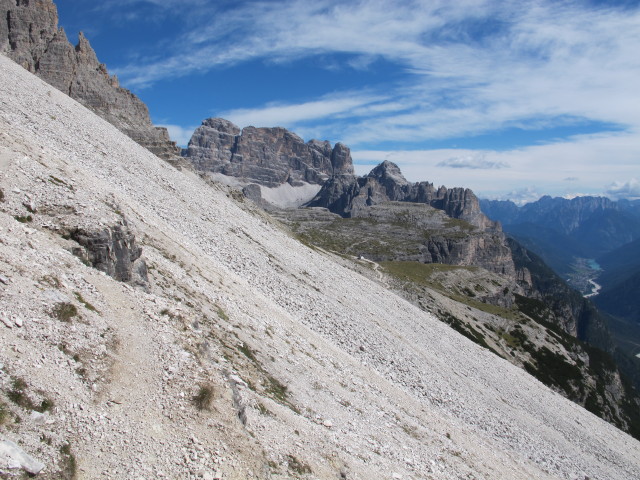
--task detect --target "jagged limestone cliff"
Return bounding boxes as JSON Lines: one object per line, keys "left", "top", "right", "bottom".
{"left": 0, "top": 0, "right": 180, "bottom": 161}
{"left": 185, "top": 117, "right": 355, "bottom": 189}
{"left": 308, "top": 160, "right": 496, "bottom": 230}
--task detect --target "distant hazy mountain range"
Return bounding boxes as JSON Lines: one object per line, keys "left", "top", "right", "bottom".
{"left": 481, "top": 196, "right": 640, "bottom": 275}
{"left": 481, "top": 196, "right": 640, "bottom": 357}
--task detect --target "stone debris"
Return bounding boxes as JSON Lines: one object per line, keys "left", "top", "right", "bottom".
{"left": 0, "top": 50, "right": 639, "bottom": 480}
{"left": 0, "top": 314, "right": 12, "bottom": 328}
{"left": 0, "top": 439, "right": 45, "bottom": 475}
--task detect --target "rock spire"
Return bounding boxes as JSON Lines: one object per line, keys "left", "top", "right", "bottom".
{"left": 0, "top": 0, "right": 180, "bottom": 161}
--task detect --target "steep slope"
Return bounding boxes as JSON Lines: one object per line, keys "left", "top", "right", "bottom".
{"left": 0, "top": 0, "right": 180, "bottom": 161}
{"left": 2, "top": 56, "right": 640, "bottom": 479}
{"left": 275, "top": 203, "right": 640, "bottom": 436}
{"left": 597, "top": 237, "right": 640, "bottom": 288}
{"left": 593, "top": 238, "right": 640, "bottom": 356}
{"left": 596, "top": 271, "right": 640, "bottom": 331}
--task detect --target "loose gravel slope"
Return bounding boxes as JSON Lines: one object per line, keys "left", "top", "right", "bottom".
{"left": 1, "top": 54, "right": 639, "bottom": 479}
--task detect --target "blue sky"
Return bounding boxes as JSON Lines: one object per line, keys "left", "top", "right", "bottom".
{"left": 54, "top": 0, "right": 640, "bottom": 203}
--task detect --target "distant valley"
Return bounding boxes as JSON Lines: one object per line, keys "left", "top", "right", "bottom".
{"left": 481, "top": 196, "right": 640, "bottom": 359}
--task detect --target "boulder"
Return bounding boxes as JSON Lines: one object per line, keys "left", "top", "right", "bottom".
{"left": 65, "top": 219, "right": 149, "bottom": 289}
{"left": 0, "top": 439, "right": 45, "bottom": 475}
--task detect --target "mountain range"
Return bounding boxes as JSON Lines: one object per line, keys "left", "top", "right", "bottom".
{"left": 1, "top": 1, "right": 640, "bottom": 478}
{"left": 480, "top": 196, "right": 640, "bottom": 359}
{"left": 480, "top": 196, "right": 640, "bottom": 276}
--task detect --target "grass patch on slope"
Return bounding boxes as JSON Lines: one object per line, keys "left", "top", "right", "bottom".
{"left": 380, "top": 261, "right": 521, "bottom": 320}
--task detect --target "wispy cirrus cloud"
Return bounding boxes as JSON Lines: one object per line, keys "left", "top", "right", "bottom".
{"left": 219, "top": 92, "right": 389, "bottom": 129}
{"left": 96, "top": 0, "right": 640, "bottom": 199}
{"left": 112, "top": 1, "right": 640, "bottom": 137}
{"left": 177, "top": 3, "right": 635, "bottom": 139}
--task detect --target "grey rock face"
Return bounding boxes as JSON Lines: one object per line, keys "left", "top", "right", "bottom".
{"left": 65, "top": 220, "right": 149, "bottom": 290}
{"left": 185, "top": 118, "right": 354, "bottom": 188}
{"left": 308, "top": 160, "right": 496, "bottom": 230}
{"left": 0, "top": 0, "right": 180, "bottom": 160}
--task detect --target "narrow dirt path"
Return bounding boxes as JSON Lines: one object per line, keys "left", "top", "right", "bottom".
{"left": 75, "top": 274, "right": 169, "bottom": 479}
{"left": 358, "top": 256, "right": 386, "bottom": 283}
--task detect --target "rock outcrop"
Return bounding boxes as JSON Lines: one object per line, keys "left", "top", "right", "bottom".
{"left": 0, "top": 0, "right": 180, "bottom": 161}
{"left": 64, "top": 220, "right": 149, "bottom": 290}
{"left": 278, "top": 201, "right": 516, "bottom": 276}
{"left": 308, "top": 160, "right": 497, "bottom": 230}
{"left": 184, "top": 118, "right": 355, "bottom": 188}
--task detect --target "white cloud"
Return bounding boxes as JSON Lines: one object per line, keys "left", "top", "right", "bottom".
{"left": 605, "top": 178, "right": 640, "bottom": 200}
{"left": 351, "top": 130, "right": 640, "bottom": 199}
{"left": 218, "top": 93, "right": 386, "bottom": 129}
{"left": 437, "top": 154, "right": 508, "bottom": 170}
{"left": 114, "top": 0, "right": 640, "bottom": 135}
{"left": 490, "top": 186, "right": 542, "bottom": 206}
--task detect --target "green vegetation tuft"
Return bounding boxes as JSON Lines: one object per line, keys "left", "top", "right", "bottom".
{"left": 216, "top": 306, "right": 229, "bottom": 321}
{"left": 256, "top": 403, "right": 272, "bottom": 416}
{"left": 219, "top": 334, "right": 298, "bottom": 413}
{"left": 7, "top": 378, "right": 28, "bottom": 408}
{"left": 60, "top": 443, "right": 77, "bottom": 480}
{"left": 0, "top": 401, "right": 9, "bottom": 425}
{"left": 48, "top": 175, "right": 73, "bottom": 191}
{"left": 74, "top": 292, "right": 97, "bottom": 312}
{"left": 193, "top": 383, "right": 215, "bottom": 411}
{"left": 52, "top": 302, "right": 78, "bottom": 322}
{"left": 7, "top": 377, "right": 54, "bottom": 413}
{"left": 287, "top": 455, "right": 312, "bottom": 475}
{"left": 238, "top": 342, "right": 257, "bottom": 362}
{"left": 14, "top": 214, "right": 33, "bottom": 223}
{"left": 264, "top": 374, "right": 290, "bottom": 406}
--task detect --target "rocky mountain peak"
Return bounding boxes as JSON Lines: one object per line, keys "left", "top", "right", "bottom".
{"left": 307, "top": 160, "right": 497, "bottom": 230}
{"left": 201, "top": 117, "right": 242, "bottom": 135}
{"left": 74, "top": 31, "right": 98, "bottom": 63}
{"left": 1, "top": 0, "right": 181, "bottom": 162}
{"left": 368, "top": 160, "right": 409, "bottom": 185}
{"left": 330, "top": 142, "right": 355, "bottom": 176}
{"left": 184, "top": 118, "right": 355, "bottom": 189}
